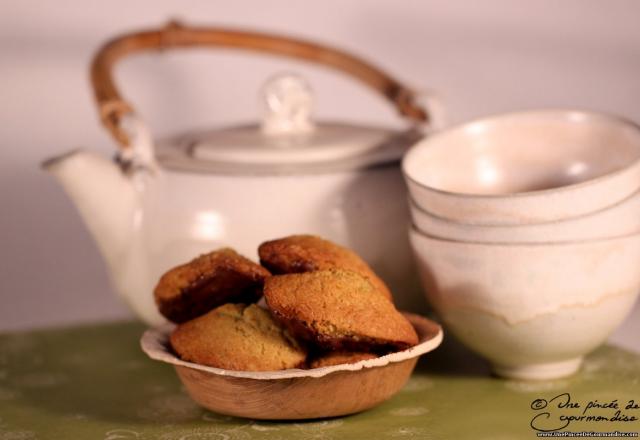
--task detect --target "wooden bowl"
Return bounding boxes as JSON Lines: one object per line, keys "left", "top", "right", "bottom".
{"left": 140, "top": 313, "right": 442, "bottom": 420}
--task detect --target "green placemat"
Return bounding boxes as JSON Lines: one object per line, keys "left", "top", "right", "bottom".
{"left": 0, "top": 321, "right": 638, "bottom": 439}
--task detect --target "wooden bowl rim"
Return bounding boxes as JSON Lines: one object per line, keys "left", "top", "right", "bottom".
{"left": 140, "top": 312, "right": 443, "bottom": 380}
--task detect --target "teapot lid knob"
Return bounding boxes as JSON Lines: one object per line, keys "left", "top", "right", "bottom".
{"left": 261, "top": 73, "right": 315, "bottom": 136}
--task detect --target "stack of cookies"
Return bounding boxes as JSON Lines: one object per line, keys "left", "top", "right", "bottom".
{"left": 154, "top": 235, "right": 419, "bottom": 372}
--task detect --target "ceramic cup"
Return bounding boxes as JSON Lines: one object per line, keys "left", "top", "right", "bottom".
{"left": 409, "top": 227, "right": 640, "bottom": 380}
{"left": 403, "top": 110, "right": 640, "bottom": 225}
{"left": 409, "top": 185, "right": 640, "bottom": 244}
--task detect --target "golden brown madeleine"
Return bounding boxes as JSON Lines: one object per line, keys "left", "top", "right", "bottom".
{"left": 154, "top": 248, "right": 270, "bottom": 323}
{"left": 258, "top": 235, "right": 393, "bottom": 301}
{"left": 264, "top": 269, "right": 418, "bottom": 352}
{"left": 309, "top": 351, "right": 378, "bottom": 369}
{"left": 170, "top": 303, "right": 307, "bottom": 371}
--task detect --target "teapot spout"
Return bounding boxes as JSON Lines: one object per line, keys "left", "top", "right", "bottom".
{"left": 43, "top": 150, "right": 138, "bottom": 269}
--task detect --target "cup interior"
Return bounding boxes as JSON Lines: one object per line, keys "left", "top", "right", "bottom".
{"left": 404, "top": 111, "right": 640, "bottom": 196}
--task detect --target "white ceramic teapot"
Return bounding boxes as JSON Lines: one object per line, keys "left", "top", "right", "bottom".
{"left": 44, "top": 22, "right": 434, "bottom": 325}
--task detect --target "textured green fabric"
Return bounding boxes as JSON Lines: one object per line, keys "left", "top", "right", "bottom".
{"left": 0, "top": 321, "right": 638, "bottom": 439}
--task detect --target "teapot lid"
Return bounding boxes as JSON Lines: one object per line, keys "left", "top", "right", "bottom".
{"left": 154, "top": 75, "right": 422, "bottom": 175}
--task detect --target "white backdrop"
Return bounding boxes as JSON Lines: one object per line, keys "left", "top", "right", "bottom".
{"left": 1, "top": 0, "right": 639, "bottom": 349}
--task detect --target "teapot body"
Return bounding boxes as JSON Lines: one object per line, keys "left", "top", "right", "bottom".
{"left": 120, "top": 164, "right": 421, "bottom": 325}
{"left": 59, "top": 22, "right": 434, "bottom": 325}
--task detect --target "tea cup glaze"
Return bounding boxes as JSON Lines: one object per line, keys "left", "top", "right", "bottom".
{"left": 409, "top": 185, "right": 640, "bottom": 244}
{"left": 409, "top": 227, "right": 640, "bottom": 380}
{"left": 403, "top": 110, "right": 640, "bottom": 225}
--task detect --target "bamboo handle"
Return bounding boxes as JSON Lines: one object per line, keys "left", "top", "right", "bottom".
{"left": 91, "top": 20, "right": 429, "bottom": 148}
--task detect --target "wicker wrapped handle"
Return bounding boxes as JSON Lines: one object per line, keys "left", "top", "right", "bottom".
{"left": 91, "top": 20, "right": 429, "bottom": 148}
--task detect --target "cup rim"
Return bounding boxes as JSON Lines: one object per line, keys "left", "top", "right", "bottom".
{"left": 408, "top": 183, "right": 640, "bottom": 229}
{"left": 409, "top": 223, "right": 640, "bottom": 247}
{"left": 402, "top": 109, "right": 640, "bottom": 200}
